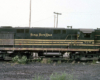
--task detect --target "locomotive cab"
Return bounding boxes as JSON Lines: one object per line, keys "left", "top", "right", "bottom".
{"left": 79, "top": 29, "right": 94, "bottom": 44}
{"left": 80, "top": 29, "right": 94, "bottom": 39}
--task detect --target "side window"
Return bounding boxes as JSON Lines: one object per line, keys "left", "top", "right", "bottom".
{"left": 17, "top": 29, "right": 24, "bottom": 33}
{"left": 62, "top": 30, "right": 66, "bottom": 34}
{"left": 84, "top": 33, "right": 91, "bottom": 38}
{"left": 53, "top": 30, "right": 61, "bottom": 34}
{"left": 25, "top": 29, "right": 29, "bottom": 33}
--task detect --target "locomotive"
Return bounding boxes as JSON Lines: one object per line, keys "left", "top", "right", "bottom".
{"left": 0, "top": 26, "right": 100, "bottom": 60}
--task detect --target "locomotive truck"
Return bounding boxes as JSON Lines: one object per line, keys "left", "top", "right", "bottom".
{"left": 0, "top": 26, "right": 100, "bottom": 60}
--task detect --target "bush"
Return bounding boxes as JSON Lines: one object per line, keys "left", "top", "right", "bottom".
{"left": 18, "top": 56, "right": 28, "bottom": 64}
{"left": 12, "top": 55, "right": 19, "bottom": 62}
{"left": 12, "top": 55, "right": 28, "bottom": 64}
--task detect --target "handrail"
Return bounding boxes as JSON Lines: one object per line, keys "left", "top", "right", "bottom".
{"left": 64, "top": 34, "right": 78, "bottom": 46}
{"left": 65, "top": 34, "right": 77, "bottom": 40}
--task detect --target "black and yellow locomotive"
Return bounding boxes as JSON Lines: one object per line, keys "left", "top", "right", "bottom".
{"left": 0, "top": 26, "right": 100, "bottom": 60}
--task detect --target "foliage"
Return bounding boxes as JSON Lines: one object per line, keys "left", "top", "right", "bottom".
{"left": 47, "top": 58, "right": 53, "bottom": 63}
{"left": 12, "top": 55, "right": 19, "bottom": 62}
{"left": 57, "top": 60, "right": 61, "bottom": 64}
{"left": 12, "top": 55, "right": 28, "bottom": 64}
{"left": 92, "top": 60, "right": 97, "bottom": 64}
{"left": 36, "top": 58, "right": 41, "bottom": 62}
{"left": 41, "top": 58, "right": 52, "bottom": 64}
{"left": 18, "top": 56, "right": 28, "bottom": 64}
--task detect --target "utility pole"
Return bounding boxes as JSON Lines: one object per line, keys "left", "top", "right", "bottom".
{"left": 54, "top": 12, "right": 62, "bottom": 28}
{"left": 29, "top": 0, "right": 32, "bottom": 28}
{"left": 54, "top": 15, "right": 56, "bottom": 28}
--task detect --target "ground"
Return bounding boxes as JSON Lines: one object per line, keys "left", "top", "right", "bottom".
{"left": 0, "top": 61, "right": 100, "bottom": 80}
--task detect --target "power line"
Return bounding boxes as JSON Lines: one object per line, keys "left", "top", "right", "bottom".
{"left": 32, "top": 16, "right": 53, "bottom": 23}
{"left": 61, "top": 11, "right": 100, "bottom": 15}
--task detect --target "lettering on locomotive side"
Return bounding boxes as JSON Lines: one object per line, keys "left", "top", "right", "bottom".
{"left": 30, "top": 33, "right": 52, "bottom": 37}
{"left": 30, "top": 33, "right": 38, "bottom": 37}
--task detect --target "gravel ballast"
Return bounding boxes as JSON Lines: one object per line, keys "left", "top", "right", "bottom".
{"left": 0, "top": 61, "right": 100, "bottom": 80}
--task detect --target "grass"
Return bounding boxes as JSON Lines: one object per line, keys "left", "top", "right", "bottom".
{"left": 50, "top": 72, "right": 75, "bottom": 80}
{"left": 92, "top": 60, "right": 96, "bottom": 64}
{"left": 27, "top": 72, "right": 77, "bottom": 80}
{"left": 57, "top": 60, "right": 61, "bottom": 64}
{"left": 50, "top": 72, "right": 66, "bottom": 80}
{"left": 32, "top": 76, "right": 45, "bottom": 80}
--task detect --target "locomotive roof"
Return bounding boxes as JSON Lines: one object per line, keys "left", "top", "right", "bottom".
{"left": 79, "top": 29, "right": 94, "bottom": 33}
{"left": 0, "top": 26, "right": 98, "bottom": 31}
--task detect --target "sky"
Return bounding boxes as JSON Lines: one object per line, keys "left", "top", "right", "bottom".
{"left": 0, "top": 0, "right": 100, "bottom": 29}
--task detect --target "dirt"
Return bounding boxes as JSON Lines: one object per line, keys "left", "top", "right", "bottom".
{"left": 0, "top": 61, "right": 100, "bottom": 80}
